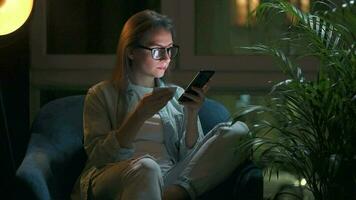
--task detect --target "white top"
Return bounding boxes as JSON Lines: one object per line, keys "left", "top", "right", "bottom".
{"left": 129, "top": 82, "right": 174, "bottom": 174}
{"left": 133, "top": 113, "right": 173, "bottom": 174}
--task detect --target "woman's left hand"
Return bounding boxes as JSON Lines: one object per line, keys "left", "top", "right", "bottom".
{"left": 181, "top": 82, "right": 210, "bottom": 114}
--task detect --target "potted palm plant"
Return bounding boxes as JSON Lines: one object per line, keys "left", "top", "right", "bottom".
{"left": 232, "top": 0, "right": 356, "bottom": 199}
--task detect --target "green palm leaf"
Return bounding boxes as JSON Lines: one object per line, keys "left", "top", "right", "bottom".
{"left": 234, "top": 0, "right": 356, "bottom": 199}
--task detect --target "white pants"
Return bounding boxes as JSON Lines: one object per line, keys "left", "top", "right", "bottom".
{"left": 90, "top": 122, "right": 249, "bottom": 200}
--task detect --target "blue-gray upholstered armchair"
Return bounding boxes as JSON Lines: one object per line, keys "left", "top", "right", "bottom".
{"left": 16, "top": 95, "right": 263, "bottom": 200}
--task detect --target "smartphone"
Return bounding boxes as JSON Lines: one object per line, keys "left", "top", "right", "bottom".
{"left": 178, "top": 70, "right": 215, "bottom": 103}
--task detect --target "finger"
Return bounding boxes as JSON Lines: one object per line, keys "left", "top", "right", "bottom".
{"left": 182, "top": 93, "right": 200, "bottom": 103}
{"left": 180, "top": 101, "right": 199, "bottom": 107}
{"left": 152, "top": 88, "right": 175, "bottom": 98}
{"left": 180, "top": 103, "right": 193, "bottom": 107}
{"left": 202, "top": 84, "right": 210, "bottom": 93}
{"left": 156, "top": 92, "right": 174, "bottom": 104}
{"left": 203, "top": 79, "right": 212, "bottom": 90}
{"left": 162, "top": 93, "right": 174, "bottom": 103}
{"left": 150, "top": 90, "right": 174, "bottom": 101}
{"left": 144, "top": 95, "right": 171, "bottom": 107}
{"left": 152, "top": 95, "right": 170, "bottom": 106}
{"left": 191, "top": 87, "right": 205, "bottom": 98}
{"left": 153, "top": 90, "right": 173, "bottom": 98}
{"left": 161, "top": 91, "right": 175, "bottom": 100}
{"left": 153, "top": 87, "right": 176, "bottom": 95}
{"left": 156, "top": 97, "right": 172, "bottom": 110}
{"left": 148, "top": 97, "right": 171, "bottom": 109}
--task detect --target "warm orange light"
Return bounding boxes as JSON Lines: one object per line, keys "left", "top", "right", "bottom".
{"left": 249, "top": 0, "right": 259, "bottom": 13}
{"left": 288, "top": 0, "right": 310, "bottom": 24}
{"left": 249, "top": 0, "right": 259, "bottom": 25}
{"left": 0, "top": 0, "right": 34, "bottom": 35}
{"left": 235, "top": 0, "right": 248, "bottom": 26}
{"left": 0, "top": 0, "right": 6, "bottom": 7}
{"left": 300, "top": 0, "right": 310, "bottom": 12}
{"left": 235, "top": 0, "right": 260, "bottom": 27}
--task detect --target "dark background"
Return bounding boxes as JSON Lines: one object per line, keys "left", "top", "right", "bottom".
{"left": 0, "top": 23, "right": 30, "bottom": 199}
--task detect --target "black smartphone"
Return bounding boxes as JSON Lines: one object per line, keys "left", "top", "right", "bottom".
{"left": 178, "top": 70, "right": 215, "bottom": 103}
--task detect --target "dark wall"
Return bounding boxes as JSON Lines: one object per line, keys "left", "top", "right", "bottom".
{"left": 0, "top": 24, "right": 30, "bottom": 199}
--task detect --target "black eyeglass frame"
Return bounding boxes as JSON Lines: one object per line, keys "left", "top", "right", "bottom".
{"left": 136, "top": 44, "right": 179, "bottom": 60}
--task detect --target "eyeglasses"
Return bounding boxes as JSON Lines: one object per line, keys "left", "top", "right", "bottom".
{"left": 136, "top": 44, "right": 179, "bottom": 60}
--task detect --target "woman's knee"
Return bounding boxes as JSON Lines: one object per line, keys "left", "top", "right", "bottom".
{"left": 220, "top": 121, "right": 250, "bottom": 160}
{"left": 135, "top": 157, "right": 162, "bottom": 177}
{"left": 216, "top": 121, "right": 249, "bottom": 140}
{"left": 230, "top": 121, "right": 249, "bottom": 134}
{"left": 211, "top": 121, "right": 250, "bottom": 160}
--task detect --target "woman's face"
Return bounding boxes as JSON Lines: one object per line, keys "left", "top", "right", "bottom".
{"left": 129, "top": 27, "right": 173, "bottom": 81}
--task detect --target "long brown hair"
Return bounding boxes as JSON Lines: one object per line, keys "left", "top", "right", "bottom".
{"left": 111, "top": 10, "right": 176, "bottom": 124}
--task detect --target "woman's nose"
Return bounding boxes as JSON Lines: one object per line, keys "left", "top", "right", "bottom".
{"left": 160, "top": 50, "right": 171, "bottom": 62}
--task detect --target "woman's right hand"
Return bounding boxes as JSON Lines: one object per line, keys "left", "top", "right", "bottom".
{"left": 134, "top": 87, "right": 176, "bottom": 121}
{"left": 115, "top": 87, "right": 175, "bottom": 148}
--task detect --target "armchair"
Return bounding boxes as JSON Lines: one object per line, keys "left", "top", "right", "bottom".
{"left": 16, "top": 95, "right": 262, "bottom": 199}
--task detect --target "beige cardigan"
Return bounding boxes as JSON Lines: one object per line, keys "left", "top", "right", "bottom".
{"left": 73, "top": 79, "right": 204, "bottom": 200}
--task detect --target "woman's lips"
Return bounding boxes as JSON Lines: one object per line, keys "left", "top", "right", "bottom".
{"left": 157, "top": 67, "right": 167, "bottom": 70}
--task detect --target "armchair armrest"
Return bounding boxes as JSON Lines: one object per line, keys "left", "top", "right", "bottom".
{"left": 16, "top": 131, "right": 86, "bottom": 200}
{"left": 16, "top": 134, "right": 56, "bottom": 200}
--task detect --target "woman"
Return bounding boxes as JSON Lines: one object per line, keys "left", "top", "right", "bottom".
{"left": 73, "top": 9, "right": 249, "bottom": 200}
